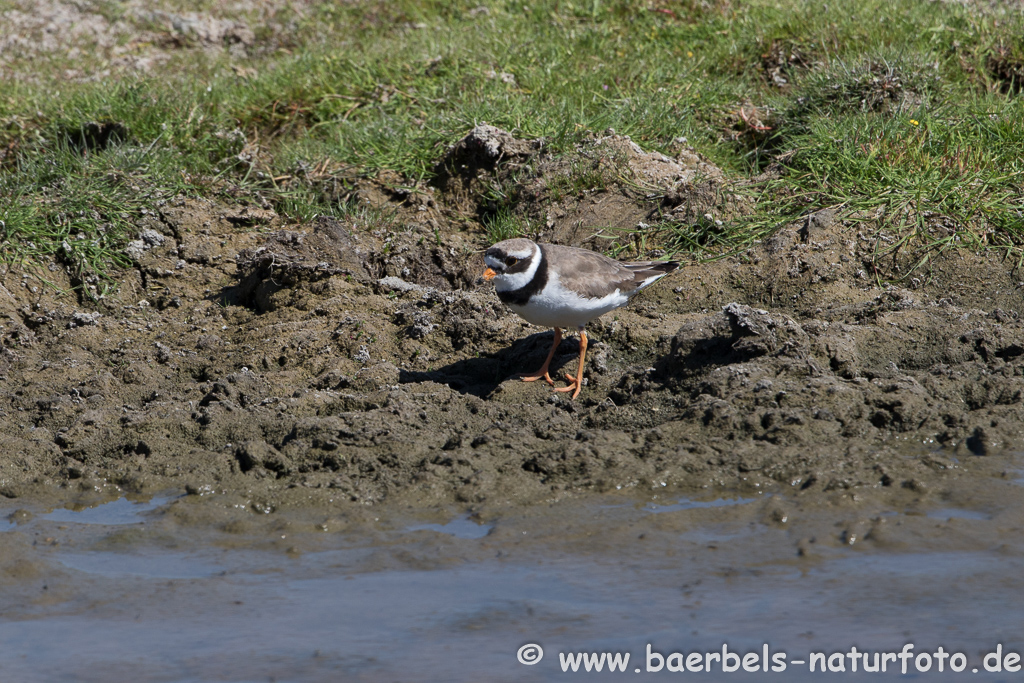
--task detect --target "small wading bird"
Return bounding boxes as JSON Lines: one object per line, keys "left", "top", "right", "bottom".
{"left": 481, "top": 238, "right": 679, "bottom": 399}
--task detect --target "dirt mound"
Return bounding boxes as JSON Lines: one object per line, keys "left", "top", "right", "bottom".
{"left": 433, "top": 123, "right": 545, "bottom": 211}
{"left": 434, "top": 125, "right": 741, "bottom": 253}
{"left": 0, "top": 126, "right": 1021, "bottom": 511}
{"left": 519, "top": 131, "right": 736, "bottom": 250}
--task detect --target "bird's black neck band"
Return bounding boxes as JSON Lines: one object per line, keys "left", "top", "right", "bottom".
{"left": 497, "top": 244, "right": 548, "bottom": 306}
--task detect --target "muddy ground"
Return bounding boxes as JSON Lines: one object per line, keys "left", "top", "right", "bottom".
{"left": 1, "top": 125, "right": 1022, "bottom": 514}
{"left": 0, "top": 0, "right": 307, "bottom": 83}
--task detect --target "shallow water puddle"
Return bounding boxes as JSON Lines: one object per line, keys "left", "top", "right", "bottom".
{"left": 1, "top": 489, "right": 1023, "bottom": 682}
{"left": 926, "top": 507, "right": 991, "bottom": 521}
{"left": 40, "top": 495, "right": 176, "bottom": 525}
{"left": 644, "top": 495, "right": 758, "bottom": 514}
{"left": 54, "top": 550, "right": 227, "bottom": 580}
{"left": 405, "top": 513, "right": 494, "bottom": 539}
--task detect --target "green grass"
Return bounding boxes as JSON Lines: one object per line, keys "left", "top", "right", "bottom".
{"left": 720, "top": 56, "right": 1024, "bottom": 268}
{"left": 1, "top": 0, "right": 1023, "bottom": 291}
{"left": 0, "top": 138, "right": 197, "bottom": 296}
{"left": 482, "top": 206, "right": 530, "bottom": 243}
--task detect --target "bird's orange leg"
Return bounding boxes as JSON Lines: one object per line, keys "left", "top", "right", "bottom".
{"left": 554, "top": 329, "right": 588, "bottom": 400}
{"left": 518, "top": 327, "right": 561, "bottom": 386}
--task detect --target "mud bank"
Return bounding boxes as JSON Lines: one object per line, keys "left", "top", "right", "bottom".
{"left": 1, "top": 127, "right": 1022, "bottom": 511}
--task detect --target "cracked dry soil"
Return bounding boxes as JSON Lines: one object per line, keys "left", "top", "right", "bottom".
{"left": 1, "top": 126, "right": 1022, "bottom": 513}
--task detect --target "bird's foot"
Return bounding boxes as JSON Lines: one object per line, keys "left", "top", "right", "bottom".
{"left": 553, "top": 374, "right": 582, "bottom": 400}
{"left": 518, "top": 369, "right": 555, "bottom": 386}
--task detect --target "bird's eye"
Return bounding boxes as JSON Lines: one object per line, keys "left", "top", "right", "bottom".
{"left": 505, "top": 256, "right": 518, "bottom": 267}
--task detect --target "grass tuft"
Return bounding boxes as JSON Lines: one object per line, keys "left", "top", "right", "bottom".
{"left": 483, "top": 206, "right": 530, "bottom": 244}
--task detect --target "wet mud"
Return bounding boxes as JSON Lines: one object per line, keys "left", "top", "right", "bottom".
{"left": 2, "top": 463, "right": 1024, "bottom": 681}
{"left": 1, "top": 126, "right": 1022, "bottom": 518}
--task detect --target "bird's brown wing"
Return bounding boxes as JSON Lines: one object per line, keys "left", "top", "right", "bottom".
{"left": 543, "top": 244, "right": 678, "bottom": 299}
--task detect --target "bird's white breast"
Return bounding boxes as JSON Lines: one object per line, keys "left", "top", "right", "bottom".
{"left": 510, "top": 270, "right": 630, "bottom": 329}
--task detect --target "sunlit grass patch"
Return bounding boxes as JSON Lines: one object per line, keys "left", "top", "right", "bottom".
{"left": 0, "top": 138, "right": 198, "bottom": 297}
{"left": 482, "top": 206, "right": 531, "bottom": 244}
{"left": 0, "top": 0, "right": 1022, "bottom": 286}
{"left": 783, "top": 97, "right": 1023, "bottom": 232}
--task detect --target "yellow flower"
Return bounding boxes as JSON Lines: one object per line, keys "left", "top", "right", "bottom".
{"left": 909, "top": 119, "right": 919, "bottom": 126}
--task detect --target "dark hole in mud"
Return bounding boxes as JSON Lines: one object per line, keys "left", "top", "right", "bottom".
{"left": 190, "top": 366, "right": 214, "bottom": 382}
{"left": 987, "top": 46, "right": 1024, "bottom": 95}
{"left": 870, "top": 411, "right": 890, "bottom": 429}
{"left": 995, "top": 344, "right": 1024, "bottom": 360}
{"left": 63, "top": 121, "right": 129, "bottom": 152}
{"left": 965, "top": 428, "right": 990, "bottom": 456}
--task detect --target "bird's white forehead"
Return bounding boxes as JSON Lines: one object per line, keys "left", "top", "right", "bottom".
{"left": 485, "top": 242, "right": 536, "bottom": 267}
{"left": 506, "top": 246, "right": 535, "bottom": 259}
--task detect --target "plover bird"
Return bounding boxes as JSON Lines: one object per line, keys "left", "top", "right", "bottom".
{"left": 481, "top": 238, "right": 679, "bottom": 399}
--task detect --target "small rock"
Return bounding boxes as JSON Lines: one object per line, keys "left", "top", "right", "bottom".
{"left": 378, "top": 276, "right": 426, "bottom": 293}
{"left": 68, "top": 311, "right": 102, "bottom": 328}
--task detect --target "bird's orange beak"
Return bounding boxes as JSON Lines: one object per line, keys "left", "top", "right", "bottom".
{"left": 481, "top": 267, "right": 497, "bottom": 281}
